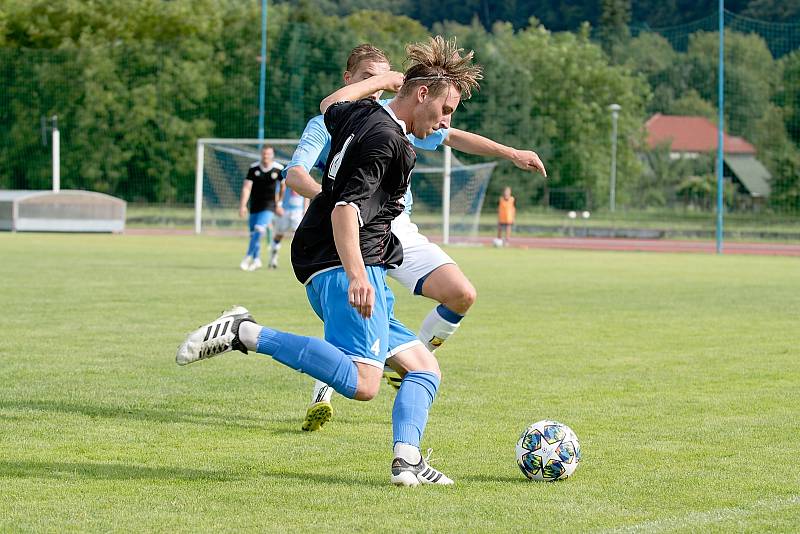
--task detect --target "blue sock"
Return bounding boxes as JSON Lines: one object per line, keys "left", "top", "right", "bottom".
{"left": 436, "top": 304, "right": 464, "bottom": 324}
{"left": 247, "top": 230, "right": 259, "bottom": 257}
{"left": 256, "top": 327, "right": 358, "bottom": 399}
{"left": 392, "top": 371, "right": 440, "bottom": 447}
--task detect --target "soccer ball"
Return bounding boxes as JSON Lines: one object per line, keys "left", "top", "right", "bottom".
{"left": 516, "top": 420, "right": 581, "bottom": 481}
{"left": 492, "top": 237, "right": 503, "bottom": 247}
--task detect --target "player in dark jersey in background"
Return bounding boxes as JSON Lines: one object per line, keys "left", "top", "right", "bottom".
{"left": 238, "top": 145, "right": 285, "bottom": 271}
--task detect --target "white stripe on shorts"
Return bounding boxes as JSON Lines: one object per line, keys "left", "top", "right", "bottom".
{"left": 388, "top": 339, "right": 423, "bottom": 357}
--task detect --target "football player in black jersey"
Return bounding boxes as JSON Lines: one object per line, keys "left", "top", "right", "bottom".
{"left": 237, "top": 146, "right": 285, "bottom": 271}
{"left": 178, "top": 37, "right": 481, "bottom": 487}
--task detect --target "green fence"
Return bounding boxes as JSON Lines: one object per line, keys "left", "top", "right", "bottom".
{"left": 1, "top": 3, "right": 798, "bottom": 241}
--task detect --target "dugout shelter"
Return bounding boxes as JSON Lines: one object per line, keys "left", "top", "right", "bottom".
{"left": 0, "top": 190, "right": 126, "bottom": 232}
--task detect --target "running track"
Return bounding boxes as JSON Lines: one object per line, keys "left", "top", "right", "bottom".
{"left": 126, "top": 228, "right": 800, "bottom": 256}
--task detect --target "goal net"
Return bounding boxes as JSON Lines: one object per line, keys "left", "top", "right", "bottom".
{"left": 195, "top": 139, "right": 299, "bottom": 232}
{"left": 195, "top": 139, "right": 497, "bottom": 242}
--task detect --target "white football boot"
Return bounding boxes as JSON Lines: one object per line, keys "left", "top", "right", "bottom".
{"left": 248, "top": 258, "right": 263, "bottom": 271}
{"left": 390, "top": 449, "right": 454, "bottom": 487}
{"left": 240, "top": 256, "right": 253, "bottom": 271}
{"left": 176, "top": 306, "right": 255, "bottom": 366}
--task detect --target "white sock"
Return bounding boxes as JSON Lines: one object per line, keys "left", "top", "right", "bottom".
{"left": 394, "top": 442, "right": 422, "bottom": 464}
{"left": 418, "top": 307, "right": 461, "bottom": 352}
{"left": 311, "top": 380, "right": 334, "bottom": 404}
{"left": 269, "top": 242, "right": 280, "bottom": 261}
{"left": 237, "top": 321, "right": 261, "bottom": 352}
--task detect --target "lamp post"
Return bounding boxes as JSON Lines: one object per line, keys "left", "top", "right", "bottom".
{"left": 609, "top": 103, "right": 621, "bottom": 212}
{"left": 258, "top": 0, "right": 267, "bottom": 143}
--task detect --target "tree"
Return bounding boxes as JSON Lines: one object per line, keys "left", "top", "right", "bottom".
{"left": 598, "top": 0, "right": 631, "bottom": 62}
{"left": 742, "top": 0, "right": 800, "bottom": 22}
{"left": 685, "top": 30, "right": 777, "bottom": 137}
{"left": 432, "top": 18, "right": 649, "bottom": 210}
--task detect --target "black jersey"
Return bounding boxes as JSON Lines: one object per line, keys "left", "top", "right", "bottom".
{"left": 291, "top": 99, "right": 415, "bottom": 284}
{"left": 245, "top": 162, "right": 284, "bottom": 213}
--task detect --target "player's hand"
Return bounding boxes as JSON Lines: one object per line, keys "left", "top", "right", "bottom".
{"left": 511, "top": 149, "right": 547, "bottom": 177}
{"left": 275, "top": 205, "right": 285, "bottom": 217}
{"left": 238, "top": 206, "right": 248, "bottom": 218}
{"left": 382, "top": 71, "right": 405, "bottom": 93}
{"left": 348, "top": 275, "right": 375, "bottom": 319}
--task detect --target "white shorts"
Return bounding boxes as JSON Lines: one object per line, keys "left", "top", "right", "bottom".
{"left": 388, "top": 212, "right": 455, "bottom": 294}
{"left": 275, "top": 210, "right": 303, "bottom": 234}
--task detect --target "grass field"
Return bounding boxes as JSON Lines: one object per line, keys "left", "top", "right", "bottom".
{"left": 1, "top": 233, "right": 799, "bottom": 532}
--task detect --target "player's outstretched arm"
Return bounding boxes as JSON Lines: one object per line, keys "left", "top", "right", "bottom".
{"left": 444, "top": 128, "right": 547, "bottom": 177}
{"left": 331, "top": 204, "right": 374, "bottom": 319}
{"left": 320, "top": 71, "right": 404, "bottom": 114}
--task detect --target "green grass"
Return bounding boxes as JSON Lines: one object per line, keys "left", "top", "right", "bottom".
{"left": 1, "top": 233, "right": 799, "bottom": 532}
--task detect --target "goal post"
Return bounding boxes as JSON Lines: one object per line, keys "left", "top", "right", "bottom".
{"left": 194, "top": 138, "right": 497, "bottom": 240}
{"left": 194, "top": 138, "right": 299, "bottom": 234}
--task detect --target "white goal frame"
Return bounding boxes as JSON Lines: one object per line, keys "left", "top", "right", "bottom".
{"left": 194, "top": 138, "right": 298, "bottom": 234}
{"left": 195, "top": 138, "right": 489, "bottom": 243}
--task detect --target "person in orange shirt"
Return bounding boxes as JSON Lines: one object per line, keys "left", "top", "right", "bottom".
{"left": 497, "top": 186, "right": 516, "bottom": 246}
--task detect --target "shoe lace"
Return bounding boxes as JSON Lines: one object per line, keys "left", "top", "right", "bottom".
{"left": 422, "top": 448, "right": 438, "bottom": 465}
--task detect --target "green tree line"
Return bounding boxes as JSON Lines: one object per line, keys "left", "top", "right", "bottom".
{"left": 0, "top": 0, "right": 798, "bottom": 212}
{"left": 275, "top": 0, "right": 800, "bottom": 33}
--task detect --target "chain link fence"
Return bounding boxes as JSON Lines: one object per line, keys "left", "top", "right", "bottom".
{"left": 1, "top": 7, "right": 798, "bottom": 241}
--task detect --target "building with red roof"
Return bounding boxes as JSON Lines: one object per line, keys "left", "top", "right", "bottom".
{"left": 644, "top": 114, "right": 771, "bottom": 198}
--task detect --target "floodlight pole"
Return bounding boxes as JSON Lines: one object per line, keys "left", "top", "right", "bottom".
{"left": 609, "top": 104, "right": 621, "bottom": 212}
{"left": 194, "top": 140, "right": 204, "bottom": 234}
{"left": 258, "top": 0, "right": 268, "bottom": 143}
{"left": 716, "top": 0, "right": 725, "bottom": 254}
{"left": 51, "top": 116, "right": 60, "bottom": 193}
{"left": 443, "top": 145, "right": 452, "bottom": 245}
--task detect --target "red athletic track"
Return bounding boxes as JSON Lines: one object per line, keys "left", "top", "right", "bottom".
{"left": 126, "top": 228, "right": 800, "bottom": 256}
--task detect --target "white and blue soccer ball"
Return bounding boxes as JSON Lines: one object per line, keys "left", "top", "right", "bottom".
{"left": 516, "top": 420, "right": 581, "bottom": 481}
{"left": 492, "top": 237, "right": 504, "bottom": 247}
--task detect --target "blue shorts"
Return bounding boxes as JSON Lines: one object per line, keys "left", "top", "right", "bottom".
{"left": 249, "top": 210, "right": 275, "bottom": 232}
{"left": 305, "top": 266, "right": 420, "bottom": 368}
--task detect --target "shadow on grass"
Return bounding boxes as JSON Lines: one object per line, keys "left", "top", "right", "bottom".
{"left": 0, "top": 461, "right": 237, "bottom": 481}
{"left": 257, "top": 468, "right": 385, "bottom": 488}
{"left": 1, "top": 460, "right": 386, "bottom": 487}
{"left": 458, "top": 473, "right": 528, "bottom": 483}
{"left": 0, "top": 399, "right": 294, "bottom": 430}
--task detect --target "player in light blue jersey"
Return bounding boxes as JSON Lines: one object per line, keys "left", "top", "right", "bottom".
{"left": 285, "top": 44, "right": 546, "bottom": 432}
{"left": 268, "top": 185, "right": 309, "bottom": 269}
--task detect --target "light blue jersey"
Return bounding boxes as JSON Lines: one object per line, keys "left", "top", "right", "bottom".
{"left": 284, "top": 98, "right": 449, "bottom": 215}
{"left": 281, "top": 186, "right": 305, "bottom": 211}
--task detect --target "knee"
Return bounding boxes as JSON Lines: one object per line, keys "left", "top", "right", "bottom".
{"left": 253, "top": 225, "right": 267, "bottom": 237}
{"left": 445, "top": 281, "right": 477, "bottom": 314}
{"left": 354, "top": 379, "right": 381, "bottom": 401}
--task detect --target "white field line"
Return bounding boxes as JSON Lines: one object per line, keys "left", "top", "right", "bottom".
{"left": 598, "top": 495, "right": 800, "bottom": 533}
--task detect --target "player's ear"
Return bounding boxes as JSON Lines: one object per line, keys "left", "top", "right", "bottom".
{"left": 417, "top": 85, "right": 428, "bottom": 103}
{"left": 343, "top": 71, "right": 352, "bottom": 84}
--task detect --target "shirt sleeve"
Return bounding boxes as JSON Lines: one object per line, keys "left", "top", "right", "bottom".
{"left": 323, "top": 101, "right": 352, "bottom": 135}
{"left": 244, "top": 166, "right": 255, "bottom": 182}
{"left": 283, "top": 116, "right": 330, "bottom": 176}
{"left": 410, "top": 127, "right": 449, "bottom": 151}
